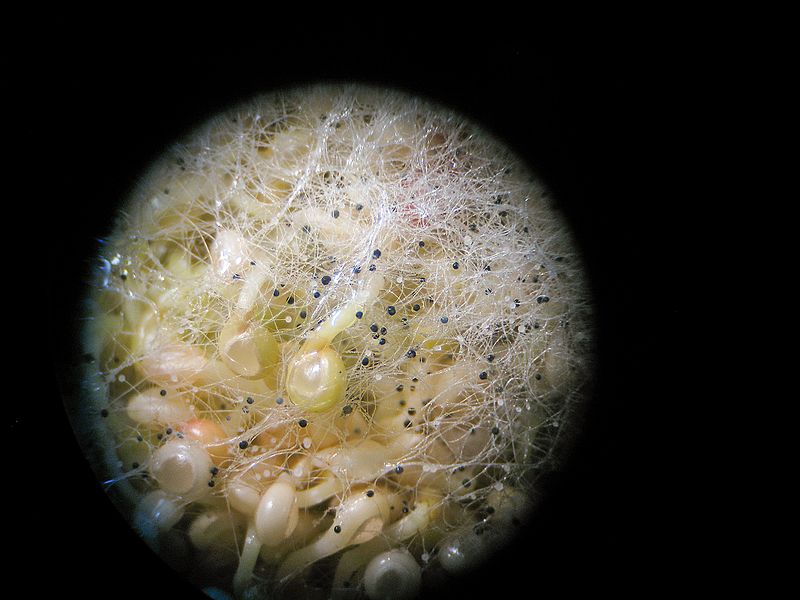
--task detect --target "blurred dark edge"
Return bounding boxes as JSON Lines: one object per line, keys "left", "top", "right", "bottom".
{"left": 13, "top": 37, "right": 687, "bottom": 599}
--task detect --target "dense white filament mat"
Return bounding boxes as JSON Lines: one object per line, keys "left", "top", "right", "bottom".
{"left": 76, "top": 84, "right": 592, "bottom": 599}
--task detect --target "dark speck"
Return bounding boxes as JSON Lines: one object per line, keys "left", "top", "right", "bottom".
{"left": 239, "top": 440, "right": 249, "bottom": 449}
{"left": 321, "top": 275, "right": 331, "bottom": 285}
{"left": 387, "top": 306, "right": 396, "bottom": 316}
{"left": 373, "top": 249, "right": 382, "bottom": 259}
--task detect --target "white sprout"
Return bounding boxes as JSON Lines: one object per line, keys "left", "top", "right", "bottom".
{"left": 363, "top": 549, "right": 422, "bottom": 600}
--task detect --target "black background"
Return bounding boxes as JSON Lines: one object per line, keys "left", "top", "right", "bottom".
{"left": 14, "top": 34, "right": 690, "bottom": 599}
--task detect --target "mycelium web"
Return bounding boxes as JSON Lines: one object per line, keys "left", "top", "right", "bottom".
{"left": 77, "top": 84, "right": 592, "bottom": 600}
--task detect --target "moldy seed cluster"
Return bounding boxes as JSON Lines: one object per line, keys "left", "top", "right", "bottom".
{"left": 77, "top": 84, "right": 592, "bottom": 600}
